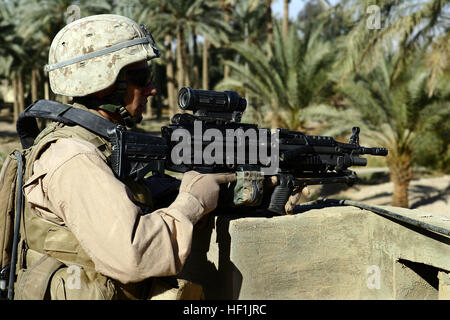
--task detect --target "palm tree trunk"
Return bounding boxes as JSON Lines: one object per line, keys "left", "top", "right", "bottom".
{"left": 222, "top": 0, "right": 231, "bottom": 79}
{"left": 192, "top": 30, "right": 200, "bottom": 88}
{"left": 155, "top": 64, "right": 163, "bottom": 119}
{"left": 265, "top": 0, "right": 274, "bottom": 58}
{"left": 145, "top": 97, "right": 152, "bottom": 119}
{"left": 391, "top": 177, "right": 410, "bottom": 208}
{"left": 37, "top": 77, "right": 51, "bottom": 129}
{"left": 18, "top": 72, "right": 24, "bottom": 113}
{"left": 176, "top": 27, "right": 185, "bottom": 92}
{"left": 31, "top": 68, "right": 41, "bottom": 129}
{"left": 31, "top": 67, "right": 38, "bottom": 102}
{"left": 268, "top": 100, "right": 283, "bottom": 128}
{"left": 389, "top": 154, "right": 413, "bottom": 208}
{"left": 282, "top": 0, "right": 290, "bottom": 39}
{"left": 12, "top": 76, "right": 19, "bottom": 123}
{"left": 166, "top": 34, "right": 177, "bottom": 117}
{"left": 44, "top": 79, "right": 50, "bottom": 100}
{"left": 202, "top": 37, "right": 209, "bottom": 90}
{"left": 224, "top": 61, "right": 230, "bottom": 80}
{"left": 182, "top": 31, "right": 191, "bottom": 88}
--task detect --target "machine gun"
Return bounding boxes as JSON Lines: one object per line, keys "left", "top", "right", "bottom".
{"left": 155, "top": 87, "right": 388, "bottom": 214}
{"left": 17, "top": 87, "right": 387, "bottom": 215}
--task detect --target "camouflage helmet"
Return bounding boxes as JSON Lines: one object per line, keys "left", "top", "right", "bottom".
{"left": 44, "top": 14, "right": 160, "bottom": 97}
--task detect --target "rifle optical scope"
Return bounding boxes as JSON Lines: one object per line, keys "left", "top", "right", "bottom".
{"left": 178, "top": 87, "right": 247, "bottom": 113}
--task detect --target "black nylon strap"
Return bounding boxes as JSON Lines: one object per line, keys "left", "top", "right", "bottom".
{"left": 16, "top": 100, "right": 119, "bottom": 149}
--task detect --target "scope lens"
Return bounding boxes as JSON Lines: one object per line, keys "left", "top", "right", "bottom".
{"left": 180, "top": 93, "right": 187, "bottom": 108}
{"left": 178, "top": 89, "right": 188, "bottom": 109}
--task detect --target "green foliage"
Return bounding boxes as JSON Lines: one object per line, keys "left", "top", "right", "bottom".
{"left": 415, "top": 131, "right": 450, "bottom": 173}
{"left": 0, "top": 0, "right": 27, "bottom": 77}
{"left": 128, "top": 0, "right": 231, "bottom": 45}
{"left": 304, "top": 52, "right": 450, "bottom": 172}
{"left": 0, "top": 0, "right": 448, "bottom": 176}
{"left": 216, "top": 19, "right": 336, "bottom": 130}
{"left": 332, "top": 0, "right": 450, "bottom": 95}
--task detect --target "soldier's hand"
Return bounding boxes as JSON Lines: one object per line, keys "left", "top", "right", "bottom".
{"left": 180, "top": 171, "right": 237, "bottom": 214}
{"left": 266, "top": 176, "right": 310, "bottom": 215}
{"left": 285, "top": 186, "right": 310, "bottom": 214}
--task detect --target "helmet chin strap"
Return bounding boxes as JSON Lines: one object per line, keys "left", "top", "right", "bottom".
{"left": 103, "top": 71, "right": 141, "bottom": 128}
{"left": 75, "top": 71, "right": 143, "bottom": 128}
{"left": 118, "top": 105, "right": 142, "bottom": 128}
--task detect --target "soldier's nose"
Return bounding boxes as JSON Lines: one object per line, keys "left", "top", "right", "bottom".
{"left": 143, "top": 83, "right": 156, "bottom": 97}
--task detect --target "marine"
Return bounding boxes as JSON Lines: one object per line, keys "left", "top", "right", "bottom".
{"left": 9, "top": 14, "right": 235, "bottom": 300}
{"left": 1, "top": 13, "right": 307, "bottom": 300}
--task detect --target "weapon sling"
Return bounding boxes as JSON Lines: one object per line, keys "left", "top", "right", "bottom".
{"left": 7, "top": 152, "right": 23, "bottom": 300}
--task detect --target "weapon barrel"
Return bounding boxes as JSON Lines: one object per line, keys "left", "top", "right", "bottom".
{"left": 359, "top": 147, "right": 388, "bottom": 156}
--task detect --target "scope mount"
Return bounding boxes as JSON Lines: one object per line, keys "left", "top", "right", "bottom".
{"left": 170, "top": 111, "right": 243, "bottom": 127}
{"left": 192, "top": 109, "right": 243, "bottom": 123}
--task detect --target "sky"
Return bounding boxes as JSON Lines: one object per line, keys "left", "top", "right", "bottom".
{"left": 271, "top": 0, "right": 341, "bottom": 19}
{"left": 271, "top": 0, "right": 307, "bottom": 19}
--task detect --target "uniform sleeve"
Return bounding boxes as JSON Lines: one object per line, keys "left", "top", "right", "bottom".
{"left": 29, "top": 138, "right": 204, "bottom": 284}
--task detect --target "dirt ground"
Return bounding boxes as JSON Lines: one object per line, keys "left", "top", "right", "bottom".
{"left": 1, "top": 109, "right": 449, "bottom": 216}
{"left": 0, "top": 110, "right": 21, "bottom": 159}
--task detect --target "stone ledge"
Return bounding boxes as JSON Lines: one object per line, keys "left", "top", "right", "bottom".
{"left": 180, "top": 205, "right": 450, "bottom": 299}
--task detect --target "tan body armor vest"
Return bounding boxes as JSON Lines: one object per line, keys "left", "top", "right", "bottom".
{"left": 14, "top": 104, "right": 153, "bottom": 300}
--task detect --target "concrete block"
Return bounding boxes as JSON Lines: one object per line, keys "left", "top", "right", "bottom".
{"left": 179, "top": 205, "right": 450, "bottom": 299}
{"left": 438, "top": 272, "right": 450, "bottom": 300}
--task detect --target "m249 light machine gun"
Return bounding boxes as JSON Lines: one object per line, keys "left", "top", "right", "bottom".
{"left": 160, "top": 87, "right": 388, "bottom": 214}
{"left": 17, "top": 88, "right": 385, "bottom": 215}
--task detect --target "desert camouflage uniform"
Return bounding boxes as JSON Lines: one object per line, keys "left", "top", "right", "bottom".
{"left": 15, "top": 102, "right": 205, "bottom": 299}
{"left": 13, "top": 14, "right": 205, "bottom": 300}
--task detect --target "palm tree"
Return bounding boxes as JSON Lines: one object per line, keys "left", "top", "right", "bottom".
{"left": 331, "top": 0, "right": 449, "bottom": 95}
{"left": 282, "top": 0, "right": 290, "bottom": 39}
{"left": 303, "top": 52, "right": 450, "bottom": 208}
{"left": 219, "top": 0, "right": 269, "bottom": 92}
{"left": 221, "top": 0, "right": 235, "bottom": 80}
{"left": 0, "top": 0, "right": 28, "bottom": 121}
{"left": 16, "top": 0, "right": 116, "bottom": 104}
{"left": 230, "top": 0, "right": 271, "bottom": 46}
{"left": 14, "top": 0, "right": 71, "bottom": 104}
{"left": 17, "top": 0, "right": 76, "bottom": 41}
{"left": 81, "top": 0, "right": 115, "bottom": 15}
{"left": 132, "top": 0, "right": 231, "bottom": 115}
{"left": 216, "top": 20, "right": 336, "bottom": 130}
{"left": 265, "top": 0, "right": 274, "bottom": 57}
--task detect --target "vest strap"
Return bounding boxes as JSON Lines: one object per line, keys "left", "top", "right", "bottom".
{"left": 17, "top": 100, "right": 119, "bottom": 149}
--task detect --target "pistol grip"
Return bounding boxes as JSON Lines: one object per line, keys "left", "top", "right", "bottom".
{"left": 267, "top": 175, "right": 293, "bottom": 215}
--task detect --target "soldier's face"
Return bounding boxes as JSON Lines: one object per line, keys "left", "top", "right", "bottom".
{"left": 123, "top": 61, "right": 157, "bottom": 118}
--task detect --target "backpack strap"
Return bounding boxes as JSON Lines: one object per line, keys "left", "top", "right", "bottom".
{"left": 17, "top": 100, "right": 119, "bottom": 149}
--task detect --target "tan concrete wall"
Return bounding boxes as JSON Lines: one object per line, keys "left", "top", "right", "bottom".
{"left": 179, "top": 205, "right": 450, "bottom": 299}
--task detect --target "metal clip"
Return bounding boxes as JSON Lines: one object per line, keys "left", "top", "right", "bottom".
{"left": 0, "top": 265, "right": 10, "bottom": 294}
{"left": 140, "top": 24, "right": 160, "bottom": 57}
